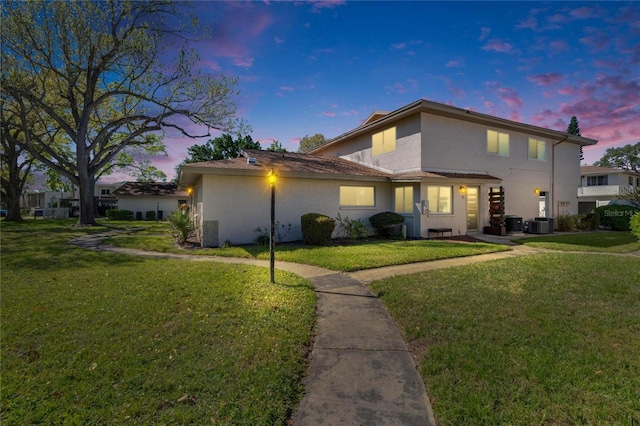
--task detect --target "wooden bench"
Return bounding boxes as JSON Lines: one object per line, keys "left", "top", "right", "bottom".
{"left": 427, "top": 227, "right": 453, "bottom": 238}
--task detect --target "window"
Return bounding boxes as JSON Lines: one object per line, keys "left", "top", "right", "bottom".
{"left": 427, "top": 186, "right": 452, "bottom": 214}
{"left": 340, "top": 186, "right": 375, "bottom": 207}
{"left": 487, "top": 130, "right": 509, "bottom": 156}
{"left": 395, "top": 186, "right": 413, "bottom": 213}
{"left": 101, "top": 189, "right": 111, "bottom": 195}
{"left": 629, "top": 176, "right": 633, "bottom": 185}
{"left": 528, "top": 138, "right": 546, "bottom": 161}
{"left": 372, "top": 127, "right": 396, "bottom": 156}
{"left": 587, "top": 175, "right": 608, "bottom": 186}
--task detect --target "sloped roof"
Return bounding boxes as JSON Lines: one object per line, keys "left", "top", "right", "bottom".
{"left": 391, "top": 170, "right": 500, "bottom": 181}
{"left": 113, "top": 182, "right": 189, "bottom": 197}
{"left": 580, "top": 165, "right": 640, "bottom": 176}
{"left": 179, "top": 149, "right": 391, "bottom": 185}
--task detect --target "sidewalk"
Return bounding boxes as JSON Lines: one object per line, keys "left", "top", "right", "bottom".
{"left": 70, "top": 233, "right": 533, "bottom": 425}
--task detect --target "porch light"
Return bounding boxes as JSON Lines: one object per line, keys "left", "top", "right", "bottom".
{"left": 534, "top": 187, "right": 541, "bottom": 195}
{"left": 459, "top": 186, "right": 467, "bottom": 195}
{"left": 268, "top": 170, "right": 277, "bottom": 283}
{"left": 187, "top": 187, "right": 193, "bottom": 195}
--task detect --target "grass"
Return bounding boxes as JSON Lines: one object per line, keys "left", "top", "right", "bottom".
{"left": 1, "top": 219, "right": 316, "bottom": 424}
{"left": 370, "top": 253, "right": 640, "bottom": 425}
{"left": 514, "top": 230, "right": 639, "bottom": 253}
{"left": 104, "top": 223, "right": 510, "bottom": 272}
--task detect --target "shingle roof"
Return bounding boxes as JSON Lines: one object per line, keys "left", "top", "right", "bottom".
{"left": 391, "top": 170, "right": 500, "bottom": 180}
{"left": 113, "top": 182, "right": 188, "bottom": 197}
{"left": 580, "top": 165, "right": 640, "bottom": 176}
{"left": 182, "top": 149, "right": 391, "bottom": 178}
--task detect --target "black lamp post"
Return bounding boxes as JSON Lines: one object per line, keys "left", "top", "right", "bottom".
{"left": 268, "top": 170, "right": 277, "bottom": 283}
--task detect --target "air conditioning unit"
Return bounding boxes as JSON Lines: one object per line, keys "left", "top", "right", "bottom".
{"left": 528, "top": 220, "right": 549, "bottom": 234}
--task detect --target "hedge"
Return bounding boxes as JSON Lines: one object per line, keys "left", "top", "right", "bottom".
{"left": 105, "top": 209, "right": 133, "bottom": 220}
{"left": 595, "top": 204, "right": 640, "bottom": 231}
{"left": 369, "top": 211, "right": 405, "bottom": 237}
{"left": 301, "top": 213, "right": 335, "bottom": 246}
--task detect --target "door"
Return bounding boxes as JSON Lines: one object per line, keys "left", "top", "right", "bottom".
{"left": 466, "top": 186, "right": 479, "bottom": 230}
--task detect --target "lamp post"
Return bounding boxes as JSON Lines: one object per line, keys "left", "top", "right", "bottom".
{"left": 268, "top": 170, "right": 277, "bottom": 283}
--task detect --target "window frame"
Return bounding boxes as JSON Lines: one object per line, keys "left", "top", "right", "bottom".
{"left": 487, "top": 129, "right": 510, "bottom": 157}
{"left": 339, "top": 185, "right": 376, "bottom": 208}
{"left": 528, "top": 138, "right": 546, "bottom": 161}
{"left": 394, "top": 186, "right": 413, "bottom": 213}
{"left": 427, "top": 185, "right": 453, "bottom": 214}
{"left": 372, "top": 127, "right": 397, "bottom": 156}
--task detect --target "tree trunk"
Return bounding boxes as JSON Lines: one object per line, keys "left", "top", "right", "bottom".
{"left": 3, "top": 187, "right": 24, "bottom": 222}
{"left": 77, "top": 168, "right": 97, "bottom": 226}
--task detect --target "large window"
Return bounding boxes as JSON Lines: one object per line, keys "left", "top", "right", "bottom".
{"left": 340, "top": 186, "right": 375, "bottom": 207}
{"left": 101, "top": 189, "right": 111, "bottom": 195}
{"left": 528, "top": 138, "right": 546, "bottom": 161}
{"left": 587, "top": 175, "right": 608, "bottom": 186}
{"left": 427, "top": 186, "right": 452, "bottom": 214}
{"left": 395, "top": 186, "right": 413, "bottom": 213}
{"left": 372, "top": 127, "right": 396, "bottom": 156}
{"left": 487, "top": 130, "right": 509, "bottom": 156}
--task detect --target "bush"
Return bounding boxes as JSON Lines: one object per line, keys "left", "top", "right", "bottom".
{"left": 631, "top": 212, "right": 640, "bottom": 241}
{"left": 167, "top": 204, "right": 195, "bottom": 244}
{"left": 301, "top": 213, "right": 335, "bottom": 246}
{"left": 369, "top": 211, "right": 405, "bottom": 238}
{"left": 105, "top": 209, "right": 133, "bottom": 220}
{"left": 595, "top": 205, "right": 640, "bottom": 231}
{"left": 334, "top": 213, "right": 368, "bottom": 240}
{"left": 580, "top": 213, "right": 600, "bottom": 231}
{"left": 145, "top": 210, "right": 156, "bottom": 221}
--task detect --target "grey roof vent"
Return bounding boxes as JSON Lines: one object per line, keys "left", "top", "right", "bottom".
{"left": 247, "top": 157, "right": 257, "bottom": 165}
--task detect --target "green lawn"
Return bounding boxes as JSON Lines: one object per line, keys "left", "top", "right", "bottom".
{"left": 514, "top": 231, "right": 639, "bottom": 253}
{"left": 1, "top": 220, "right": 316, "bottom": 424}
{"left": 370, "top": 253, "right": 640, "bottom": 425}
{"left": 105, "top": 223, "right": 510, "bottom": 272}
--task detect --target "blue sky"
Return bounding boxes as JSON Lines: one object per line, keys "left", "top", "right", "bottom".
{"left": 149, "top": 0, "right": 639, "bottom": 180}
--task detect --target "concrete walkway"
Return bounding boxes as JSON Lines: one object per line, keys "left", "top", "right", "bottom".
{"left": 69, "top": 232, "right": 605, "bottom": 425}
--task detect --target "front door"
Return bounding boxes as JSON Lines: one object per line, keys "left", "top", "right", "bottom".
{"left": 466, "top": 186, "right": 479, "bottom": 230}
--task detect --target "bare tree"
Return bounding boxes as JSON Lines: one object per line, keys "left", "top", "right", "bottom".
{"left": 1, "top": 0, "right": 243, "bottom": 224}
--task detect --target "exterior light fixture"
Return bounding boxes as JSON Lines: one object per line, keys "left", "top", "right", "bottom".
{"left": 268, "top": 170, "right": 277, "bottom": 283}
{"left": 459, "top": 185, "right": 467, "bottom": 195}
{"left": 534, "top": 187, "right": 541, "bottom": 195}
{"left": 187, "top": 187, "right": 193, "bottom": 195}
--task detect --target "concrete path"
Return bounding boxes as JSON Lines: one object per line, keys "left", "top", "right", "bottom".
{"left": 70, "top": 232, "right": 604, "bottom": 425}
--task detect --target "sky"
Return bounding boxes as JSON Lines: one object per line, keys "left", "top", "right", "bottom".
{"left": 122, "top": 0, "right": 640, "bottom": 182}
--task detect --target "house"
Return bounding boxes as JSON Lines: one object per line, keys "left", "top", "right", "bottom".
{"left": 179, "top": 99, "right": 597, "bottom": 247}
{"left": 112, "top": 182, "right": 190, "bottom": 220}
{"left": 578, "top": 166, "right": 640, "bottom": 213}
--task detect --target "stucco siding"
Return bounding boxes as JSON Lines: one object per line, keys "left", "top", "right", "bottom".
{"left": 117, "top": 197, "right": 185, "bottom": 218}
{"left": 200, "top": 174, "right": 392, "bottom": 245}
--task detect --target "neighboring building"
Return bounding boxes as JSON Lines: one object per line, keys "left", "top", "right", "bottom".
{"left": 179, "top": 99, "right": 597, "bottom": 247}
{"left": 113, "top": 182, "right": 190, "bottom": 220}
{"left": 578, "top": 166, "right": 640, "bottom": 213}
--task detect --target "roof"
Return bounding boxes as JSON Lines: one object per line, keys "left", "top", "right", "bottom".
{"left": 391, "top": 170, "right": 500, "bottom": 181}
{"left": 580, "top": 166, "right": 640, "bottom": 177}
{"left": 180, "top": 149, "right": 392, "bottom": 185}
{"left": 309, "top": 98, "right": 598, "bottom": 154}
{"left": 113, "top": 182, "right": 189, "bottom": 197}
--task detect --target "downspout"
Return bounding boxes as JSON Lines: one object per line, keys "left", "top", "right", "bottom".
{"left": 551, "top": 135, "right": 569, "bottom": 219}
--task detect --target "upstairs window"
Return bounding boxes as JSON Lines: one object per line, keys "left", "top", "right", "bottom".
{"left": 340, "top": 186, "right": 375, "bottom": 207}
{"left": 101, "top": 189, "right": 111, "bottom": 195}
{"left": 372, "top": 127, "right": 396, "bottom": 156}
{"left": 487, "top": 130, "right": 509, "bottom": 156}
{"left": 395, "top": 186, "right": 413, "bottom": 213}
{"left": 587, "top": 175, "right": 608, "bottom": 186}
{"left": 427, "top": 186, "right": 452, "bottom": 214}
{"left": 528, "top": 138, "right": 546, "bottom": 161}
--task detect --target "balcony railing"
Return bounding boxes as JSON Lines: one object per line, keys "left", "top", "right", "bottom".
{"left": 578, "top": 185, "right": 633, "bottom": 197}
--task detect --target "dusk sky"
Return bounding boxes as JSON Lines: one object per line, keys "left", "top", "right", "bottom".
{"left": 143, "top": 0, "right": 639, "bottom": 181}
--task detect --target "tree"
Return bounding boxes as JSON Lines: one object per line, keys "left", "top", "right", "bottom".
{"left": 183, "top": 134, "right": 260, "bottom": 163}
{"left": 1, "top": 1, "right": 242, "bottom": 225}
{"left": 593, "top": 142, "right": 640, "bottom": 173}
{"left": 298, "top": 133, "right": 327, "bottom": 153}
{"left": 567, "top": 116, "right": 583, "bottom": 161}
{"left": 266, "top": 140, "right": 287, "bottom": 153}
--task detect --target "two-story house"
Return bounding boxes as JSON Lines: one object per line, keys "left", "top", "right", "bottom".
{"left": 179, "top": 99, "right": 597, "bottom": 247}
{"left": 578, "top": 166, "right": 640, "bottom": 213}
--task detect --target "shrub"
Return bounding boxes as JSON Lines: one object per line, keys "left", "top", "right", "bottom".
{"left": 167, "top": 204, "right": 195, "bottom": 243}
{"left": 334, "top": 213, "right": 368, "bottom": 240}
{"left": 369, "top": 211, "right": 405, "bottom": 238}
{"left": 580, "top": 213, "right": 600, "bottom": 231}
{"left": 595, "top": 205, "right": 640, "bottom": 231}
{"left": 631, "top": 212, "right": 640, "bottom": 241}
{"left": 301, "top": 213, "right": 335, "bottom": 246}
{"left": 254, "top": 222, "right": 292, "bottom": 245}
{"left": 145, "top": 210, "right": 156, "bottom": 221}
{"left": 105, "top": 209, "right": 133, "bottom": 220}
{"left": 556, "top": 215, "right": 578, "bottom": 232}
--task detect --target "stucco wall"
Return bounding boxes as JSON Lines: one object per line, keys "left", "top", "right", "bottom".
{"left": 117, "top": 196, "right": 187, "bottom": 219}
{"left": 200, "top": 174, "right": 392, "bottom": 246}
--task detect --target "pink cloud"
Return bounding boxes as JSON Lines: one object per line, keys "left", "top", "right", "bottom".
{"left": 570, "top": 7, "right": 596, "bottom": 19}
{"left": 280, "top": 86, "right": 294, "bottom": 92}
{"left": 515, "top": 16, "right": 537, "bottom": 31}
{"left": 482, "top": 39, "right": 515, "bottom": 54}
{"left": 307, "top": 0, "right": 347, "bottom": 13}
{"left": 579, "top": 27, "right": 610, "bottom": 51}
{"left": 528, "top": 73, "right": 565, "bottom": 86}
{"left": 497, "top": 86, "right": 524, "bottom": 109}
{"left": 274, "top": 36, "right": 284, "bottom": 44}
{"left": 322, "top": 111, "right": 336, "bottom": 117}
{"left": 549, "top": 40, "right": 570, "bottom": 53}
{"left": 385, "top": 83, "right": 407, "bottom": 94}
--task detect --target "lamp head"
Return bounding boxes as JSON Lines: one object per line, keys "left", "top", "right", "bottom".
{"left": 268, "top": 170, "right": 277, "bottom": 186}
